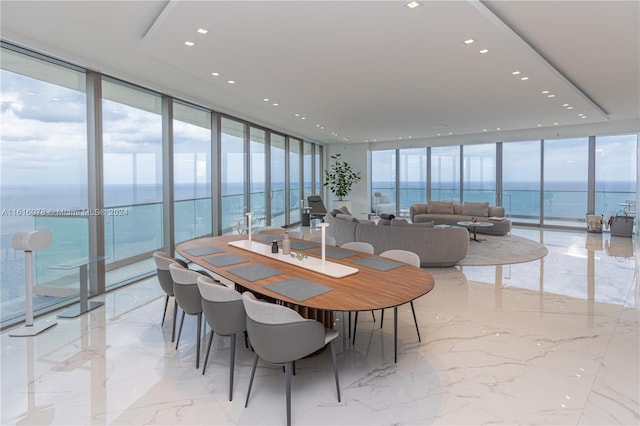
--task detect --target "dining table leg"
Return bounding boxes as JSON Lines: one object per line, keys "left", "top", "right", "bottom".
{"left": 394, "top": 306, "right": 398, "bottom": 363}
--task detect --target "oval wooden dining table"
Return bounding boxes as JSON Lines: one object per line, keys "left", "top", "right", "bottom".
{"left": 176, "top": 235, "right": 435, "bottom": 362}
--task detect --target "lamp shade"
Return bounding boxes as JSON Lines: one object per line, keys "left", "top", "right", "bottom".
{"left": 11, "top": 230, "right": 53, "bottom": 251}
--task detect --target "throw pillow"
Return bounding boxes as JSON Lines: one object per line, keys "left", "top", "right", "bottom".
{"left": 335, "top": 213, "right": 358, "bottom": 222}
{"left": 338, "top": 205, "right": 352, "bottom": 216}
{"left": 377, "top": 218, "right": 392, "bottom": 226}
{"left": 427, "top": 201, "right": 454, "bottom": 214}
{"left": 379, "top": 213, "right": 395, "bottom": 219}
{"left": 463, "top": 202, "right": 490, "bottom": 217}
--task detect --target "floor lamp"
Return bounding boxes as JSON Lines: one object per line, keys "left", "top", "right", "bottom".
{"left": 10, "top": 230, "right": 57, "bottom": 337}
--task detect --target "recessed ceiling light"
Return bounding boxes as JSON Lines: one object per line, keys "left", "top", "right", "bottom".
{"left": 463, "top": 39, "right": 475, "bottom": 45}
{"left": 301, "top": 117, "right": 306, "bottom": 120}
{"left": 554, "top": 122, "right": 559, "bottom": 125}
{"left": 263, "top": 98, "right": 269, "bottom": 102}
{"left": 197, "top": 28, "right": 208, "bottom": 34}
{"left": 483, "top": 129, "right": 488, "bottom": 132}
{"left": 496, "top": 127, "right": 501, "bottom": 131}
{"left": 567, "top": 106, "right": 574, "bottom": 110}
{"left": 520, "top": 76, "right": 529, "bottom": 81}
{"left": 211, "top": 72, "right": 220, "bottom": 77}
{"left": 562, "top": 103, "right": 570, "bottom": 107}
{"left": 227, "top": 80, "right": 235, "bottom": 84}
{"left": 547, "top": 94, "right": 555, "bottom": 98}
{"left": 405, "top": 0, "right": 422, "bottom": 9}
{"left": 294, "top": 113, "right": 300, "bottom": 117}
{"left": 541, "top": 90, "right": 549, "bottom": 94}
{"left": 581, "top": 115, "right": 587, "bottom": 118}
{"left": 537, "top": 124, "right": 543, "bottom": 127}
{"left": 512, "top": 71, "right": 521, "bottom": 75}
{"left": 272, "top": 103, "right": 278, "bottom": 106}
{"left": 479, "top": 49, "right": 489, "bottom": 54}
{"left": 184, "top": 41, "right": 195, "bottom": 47}
{"left": 437, "top": 133, "right": 441, "bottom": 136}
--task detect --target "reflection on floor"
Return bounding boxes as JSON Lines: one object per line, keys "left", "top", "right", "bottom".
{"left": 1, "top": 229, "right": 638, "bottom": 425}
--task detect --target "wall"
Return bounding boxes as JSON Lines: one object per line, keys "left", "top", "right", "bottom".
{"left": 324, "top": 143, "right": 369, "bottom": 218}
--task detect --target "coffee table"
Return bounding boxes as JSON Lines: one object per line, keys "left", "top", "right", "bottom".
{"left": 457, "top": 221, "right": 493, "bottom": 242}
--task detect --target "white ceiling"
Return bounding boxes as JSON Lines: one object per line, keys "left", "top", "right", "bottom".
{"left": 1, "top": 0, "right": 638, "bottom": 146}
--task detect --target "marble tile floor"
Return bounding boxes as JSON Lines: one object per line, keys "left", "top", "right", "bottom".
{"left": 1, "top": 229, "right": 638, "bottom": 425}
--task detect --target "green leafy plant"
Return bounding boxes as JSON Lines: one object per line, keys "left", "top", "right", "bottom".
{"left": 324, "top": 153, "right": 361, "bottom": 201}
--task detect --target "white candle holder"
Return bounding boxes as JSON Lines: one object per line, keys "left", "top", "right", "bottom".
{"left": 319, "top": 223, "right": 329, "bottom": 266}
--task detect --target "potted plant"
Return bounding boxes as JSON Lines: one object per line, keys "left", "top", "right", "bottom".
{"left": 324, "top": 153, "right": 361, "bottom": 205}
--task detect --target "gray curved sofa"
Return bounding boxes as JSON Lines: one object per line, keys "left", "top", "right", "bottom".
{"left": 410, "top": 201, "right": 511, "bottom": 236}
{"left": 324, "top": 212, "right": 468, "bottom": 267}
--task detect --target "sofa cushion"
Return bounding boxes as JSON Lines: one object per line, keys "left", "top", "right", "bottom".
{"left": 428, "top": 201, "right": 454, "bottom": 214}
{"left": 391, "top": 218, "right": 434, "bottom": 228}
{"left": 336, "top": 213, "right": 358, "bottom": 222}
{"left": 453, "top": 204, "right": 464, "bottom": 215}
{"left": 463, "top": 202, "right": 490, "bottom": 217}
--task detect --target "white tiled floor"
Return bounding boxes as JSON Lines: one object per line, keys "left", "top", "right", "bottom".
{"left": 2, "top": 229, "right": 638, "bottom": 425}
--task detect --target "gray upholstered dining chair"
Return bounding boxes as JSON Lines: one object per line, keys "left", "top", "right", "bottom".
{"left": 378, "top": 250, "right": 422, "bottom": 341}
{"left": 169, "top": 262, "right": 204, "bottom": 369}
{"left": 152, "top": 251, "right": 187, "bottom": 342}
{"left": 197, "top": 275, "right": 247, "bottom": 401}
{"left": 352, "top": 249, "right": 422, "bottom": 345}
{"left": 340, "top": 241, "right": 374, "bottom": 254}
{"left": 339, "top": 242, "right": 376, "bottom": 339}
{"left": 242, "top": 292, "right": 340, "bottom": 426}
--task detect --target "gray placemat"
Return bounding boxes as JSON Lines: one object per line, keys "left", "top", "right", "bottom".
{"left": 311, "top": 247, "right": 358, "bottom": 260}
{"left": 203, "top": 254, "right": 250, "bottom": 267}
{"left": 264, "top": 277, "right": 332, "bottom": 302}
{"left": 291, "top": 241, "right": 318, "bottom": 250}
{"left": 183, "top": 246, "right": 223, "bottom": 256}
{"left": 254, "top": 235, "right": 283, "bottom": 243}
{"left": 228, "top": 264, "right": 284, "bottom": 282}
{"left": 351, "top": 256, "right": 404, "bottom": 271}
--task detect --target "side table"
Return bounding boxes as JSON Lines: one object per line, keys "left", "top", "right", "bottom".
{"left": 52, "top": 256, "right": 107, "bottom": 318}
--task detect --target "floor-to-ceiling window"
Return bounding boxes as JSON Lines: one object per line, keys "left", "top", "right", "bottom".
{"left": 431, "top": 146, "right": 460, "bottom": 203}
{"left": 249, "top": 127, "right": 267, "bottom": 225}
{"left": 0, "top": 44, "right": 327, "bottom": 329}
{"left": 173, "top": 101, "right": 211, "bottom": 243}
{"left": 543, "top": 137, "right": 589, "bottom": 226}
{"left": 270, "top": 134, "right": 287, "bottom": 226}
{"left": 503, "top": 140, "right": 541, "bottom": 224}
{"left": 289, "top": 138, "right": 301, "bottom": 224}
{"left": 462, "top": 144, "right": 496, "bottom": 204}
{"left": 102, "top": 79, "right": 163, "bottom": 268}
{"left": 595, "top": 134, "right": 637, "bottom": 217}
{"left": 371, "top": 150, "right": 396, "bottom": 214}
{"left": 314, "top": 145, "right": 322, "bottom": 195}
{"left": 399, "top": 148, "right": 427, "bottom": 213}
{"left": 0, "top": 46, "right": 88, "bottom": 324}
{"left": 220, "top": 118, "right": 246, "bottom": 232}
{"left": 303, "top": 141, "right": 313, "bottom": 199}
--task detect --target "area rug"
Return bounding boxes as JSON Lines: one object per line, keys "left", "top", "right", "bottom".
{"left": 457, "top": 234, "right": 548, "bottom": 266}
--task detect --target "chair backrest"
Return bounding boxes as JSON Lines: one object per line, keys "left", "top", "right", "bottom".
{"left": 169, "top": 262, "right": 203, "bottom": 314}
{"left": 153, "top": 251, "right": 187, "bottom": 296}
{"left": 308, "top": 235, "right": 337, "bottom": 246}
{"left": 242, "top": 292, "right": 325, "bottom": 363}
{"left": 340, "top": 241, "right": 374, "bottom": 254}
{"left": 197, "top": 275, "right": 246, "bottom": 336}
{"left": 307, "top": 195, "right": 328, "bottom": 214}
{"left": 379, "top": 249, "right": 420, "bottom": 268}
